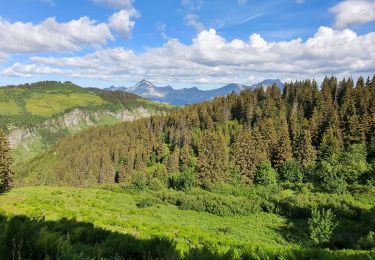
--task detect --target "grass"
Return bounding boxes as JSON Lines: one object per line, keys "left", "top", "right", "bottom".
{"left": 0, "top": 81, "right": 170, "bottom": 130}
{"left": 1, "top": 186, "right": 374, "bottom": 259}
{"left": 25, "top": 93, "right": 105, "bottom": 117}
{"left": 0, "top": 187, "right": 289, "bottom": 251}
{"left": 0, "top": 101, "right": 21, "bottom": 115}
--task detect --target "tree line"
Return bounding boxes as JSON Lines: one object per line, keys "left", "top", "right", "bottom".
{"left": 17, "top": 75, "right": 375, "bottom": 192}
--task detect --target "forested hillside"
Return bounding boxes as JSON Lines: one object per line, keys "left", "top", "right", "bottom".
{"left": 0, "top": 81, "right": 171, "bottom": 163}
{"left": 17, "top": 75, "right": 375, "bottom": 189}
{"left": 2, "top": 75, "right": 375, "bottom": 258}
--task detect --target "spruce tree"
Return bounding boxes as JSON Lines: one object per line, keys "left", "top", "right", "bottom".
{"left": 294, "top": 120, "right": 317, "bottom": 166}
{"left": 231, "top": 127, "right": 267, "bottom": 183}
{"left": 197, "top": 130, "right": 229, "bottom": 187}
{"left": 0, "top": 131, "right": 13, "bottom": 193}
{"left": 271, "top": 109, "right": 293, "bottom": 168}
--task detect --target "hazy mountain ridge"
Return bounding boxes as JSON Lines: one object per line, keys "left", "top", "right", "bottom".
{"left": 107, "top": 79, "right": 284, "bottom": 105}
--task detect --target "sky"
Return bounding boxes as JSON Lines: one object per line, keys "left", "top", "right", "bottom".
{"left": 0, "top": 0, "right": 375, "bottom": 89}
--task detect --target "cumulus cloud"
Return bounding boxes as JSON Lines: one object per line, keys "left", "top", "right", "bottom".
{"left": 4, "top": 26, "right": 375, "bottom": 84}
{"left": 330, "top": 0, "right": 375, "bottom": 28}
{"left": 0, "top": 17, "right": 113, "bottom": 54}
{"left": 93, "top": 0, "right": 139, "bottom": 39}
{"left": 109, "top": 9, "right": 139, "bottom": 38}
{"left": 2, "top": 63, "right": 63, "bottom": 77}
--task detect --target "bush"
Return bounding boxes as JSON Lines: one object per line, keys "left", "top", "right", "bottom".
{"left": 155, "top": 190, "right": 263, "bottom": 216}
{"left": 136, "top": 197, "right": 159, "bottom": 208}
{"left": 130, "top": 172, "right": 147, "bottom": 190}
{"left": 148, "top": 178, "right": 166, "bottom": 191}
{"left": 308, "top": 208, "right": 337, "bottom": 247}
{"left": 279, "top": 160, "right": 303, "bottom": 183}
{"left": 340, "top": 144, "right": 370, "bottom": 183}
{"left": 317, "top": 156, "right": 347, "bottom": 194}
{"left": 323, "top": 175, "right": 347, "bottom": 195}
{"left": 169, "top": 168, "right": 196, "bottom": 191}
{"left": 254, "top": 161, "right": 277, "bottom": 187}
{"left": 146, "top": 163, "right": 169, "bottom": 186}
{"left": 317, "top": 145, "right": 370, "bottom": 193}
{"left": 357, "top": 231, "right": 375, "bottom": 250}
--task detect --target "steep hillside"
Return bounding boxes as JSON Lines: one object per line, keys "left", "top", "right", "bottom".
{"left": 0, "top": 81, "right": 172, "bottom": 162}
{"left": 15, "top": 75, "right": 375, "bottom": 187}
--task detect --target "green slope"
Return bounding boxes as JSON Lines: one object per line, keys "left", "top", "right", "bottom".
{"left": 0, "top": 81, "right": 172, "bottom": 163}
{"left": 0, "top": 81, "right": 170, "bottom": 130}
{"left": 0, "top": 187, "right": 373, "bottom": 259}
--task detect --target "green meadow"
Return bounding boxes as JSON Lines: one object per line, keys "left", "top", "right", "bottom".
{"left": 0, "top": 186, "right": 374, "bottom": 259}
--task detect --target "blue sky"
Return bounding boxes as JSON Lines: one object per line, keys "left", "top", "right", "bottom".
{"left": 0, "top": 0, "right": 375, "bottom": 89}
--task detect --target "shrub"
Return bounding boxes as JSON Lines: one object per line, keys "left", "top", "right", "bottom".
{"left": 365, "top": 159, "right": 375, "bottom": 186}
{"left": 155, "top": 190, "right": 263, "bottom": 216}
{"left": 146, "top": 163, "right": 169, "bottom": 186}
{"left": 357, "top": 231, "right": 375, "bottom": 250}
{"left": 308, "top": 208, "right": 337, "bottom": 247}
{"left": 317, "top": 156, "right": 347, "bottom": 194}
{"left": 322, "top": 174, "right": 348, "bottom": 195}
{"left": 340, "top": 144, "right": 370, "bottom": 183}
{"left": 130, "top": 172, "right": 147, "bottom": 190}
{"left": 169, "top": 168, "right": 196, "bottom": 191}
{"left": 254, "top": 161, "right": 277, "bottom": 187}
{"left": 148, "top": 178, "right": 166, "bottom": 191}
{"left": 136, "top": 197, "right": 159, "bottom": 208}
{"left": 279, "top": 160, "right": 303, "bottom": 183}
{"left": 317, "top": 145, "right": 370, "bottom": 193}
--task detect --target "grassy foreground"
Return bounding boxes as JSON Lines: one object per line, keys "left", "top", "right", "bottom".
{"left": 0, "top": 187, "right": 373, "bottom": 259}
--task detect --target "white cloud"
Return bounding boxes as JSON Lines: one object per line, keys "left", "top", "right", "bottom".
{"left": 0, "top": 17, "right": 113, "bottom": 54}
{"left": 330, "top": 0, "right": 375, "bottom": 28}
{"left": 295, "top": 0, "right": 304, "bottom": 4}
{"left": 108, "top": 9, "right": 139, "bottom": 38}
{"left": 93, "top": 0, "right": 133, "bottom": 9}
{"left": 184, "top": 13, "right": 206, "bottom": 32}
{"left": 93, "top": 0, "right": 139, "bottom": 39}
{"left": 2, "top": 63, "right": 63, "bottom": 77}
{"left": 5, "top": 26, "right": 375, "bottom": 84}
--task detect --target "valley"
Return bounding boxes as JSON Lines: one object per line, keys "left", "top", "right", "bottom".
{"left": 1, "top": 76, "right": 375, "bottom": 259}
{"left": 1, "top": 0, "right": 375, "bottom": 258}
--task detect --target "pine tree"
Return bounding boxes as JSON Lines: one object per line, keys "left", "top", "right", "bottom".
{"left": 0, "top": 131, "right": 13, "bottom": 193}
{"left": 167, "top": 147, "right": 180, "bottom": 173}
{"left": 231, "top": 126, "right": 267, "bottom": 183}
{"left": 294, "top": 120, "right": 317, "bottom": 166}
{"left": 319, "top": 126, "right": 342, "bottom": 160}
{"left": 271, "top": 109, "right": 292, "bottom": 168}
{"left": 197, "top": 130, "right": 229, "bottom": 187}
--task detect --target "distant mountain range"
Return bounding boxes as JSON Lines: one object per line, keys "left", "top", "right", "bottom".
{"left": 106, "top": 79, "right": 284, "bottom": 105}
